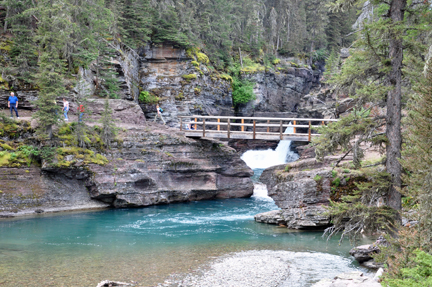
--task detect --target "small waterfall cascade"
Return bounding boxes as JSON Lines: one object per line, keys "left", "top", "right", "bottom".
{"left": 241, "top": 125, "right": 299, "bottom": 170}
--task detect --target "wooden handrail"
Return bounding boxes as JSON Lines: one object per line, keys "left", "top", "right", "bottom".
{"left": 179, "top": 115, "right": 338, "bottom": 122}
{"left": 180, "top": 115, "right": 337, "bottom": 142}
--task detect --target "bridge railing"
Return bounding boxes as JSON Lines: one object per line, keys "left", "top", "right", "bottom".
{"left": 179, "top": 115, "right": 337, "bottom": 141}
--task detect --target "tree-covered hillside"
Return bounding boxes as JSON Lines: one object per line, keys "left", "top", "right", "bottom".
{"left": 0, "top": 0, "right": 356, "bottom": 80}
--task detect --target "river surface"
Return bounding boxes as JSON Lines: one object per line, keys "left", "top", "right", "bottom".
{"left": 0, "top": 183, "right": 368, "bottom": 287}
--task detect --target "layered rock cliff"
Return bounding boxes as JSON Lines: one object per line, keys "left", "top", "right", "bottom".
{"left": 0, "top": 99, "right": 253, "bottom": 218}
{"left": 255, "top": 155, "right": 364, "bottom": 230}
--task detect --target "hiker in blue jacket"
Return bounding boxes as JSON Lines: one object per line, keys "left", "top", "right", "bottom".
{"left": 8, "top": 92, "right": 19, "bottom": 119}
{"left": 153, "top": 103, "right": 166, "bottom": 124}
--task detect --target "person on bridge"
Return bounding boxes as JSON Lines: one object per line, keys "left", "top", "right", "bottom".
{"left": 153, "top": 104, "right": 166, "bottom": 125}
{"left": 7, "top": 92, "right": 19, "bottom": 119}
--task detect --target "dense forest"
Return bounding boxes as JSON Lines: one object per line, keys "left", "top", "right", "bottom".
{"left": 2, "top": 0, "right": 432, "bottom": 285}
{"left": 0, "top": 0, "right": 356, "bottom": 82}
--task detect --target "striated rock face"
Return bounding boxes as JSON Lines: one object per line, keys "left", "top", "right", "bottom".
{"left": 240, "top": 69, "right": 319, "bottom": 116}
{"left": 0, "top": 167, "right": 109, "bottom": 217}
{"left": 138, "top": 44, "right": 234, "bottom": 127}
{"left": 0, "top": 98, "right": 253, "bottom": 217}
{"left": 256, "top": 155, "right": 357, "bottom": 230}
{"left": 86, "top": 124, "right": 254, "bottom": 208}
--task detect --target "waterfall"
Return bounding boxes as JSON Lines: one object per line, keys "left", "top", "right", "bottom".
{"left": 241, "top": 125, "right": 299, "bottom": 170}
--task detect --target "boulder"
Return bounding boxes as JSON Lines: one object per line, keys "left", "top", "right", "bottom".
{"left": 257, "top": 155, "right": 357, "bottom": 230}
{"left": 254, "top": 210, "right": 285, "bottom": 225}
{"left": 349, "top": 244, "right": 380, "bottom": 263}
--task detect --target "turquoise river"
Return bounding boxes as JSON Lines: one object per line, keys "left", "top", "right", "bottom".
{"left": 0, "top": 170, "right": 370, "bottom": 287}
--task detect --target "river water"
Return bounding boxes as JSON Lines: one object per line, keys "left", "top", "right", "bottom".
{"left": 0, "top": 134, "right": 368, "bottom": 287}
{"left": 0, "top": 183, "right": 368, "bottom": 287}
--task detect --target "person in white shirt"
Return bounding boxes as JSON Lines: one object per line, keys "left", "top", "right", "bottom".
{"left": 62, "top": 98, "right": 69, "bottom": 121}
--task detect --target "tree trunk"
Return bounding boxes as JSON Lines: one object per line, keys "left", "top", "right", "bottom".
{"left": 386, "top": 0, "right": 406, "bottom": 215}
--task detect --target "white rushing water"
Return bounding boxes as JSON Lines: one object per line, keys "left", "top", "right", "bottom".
{"left": 241, "top": 125, "right": 299, "bottom": 170}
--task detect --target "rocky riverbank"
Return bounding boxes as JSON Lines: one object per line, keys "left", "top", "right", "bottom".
{"left": 154, "top": 250, "right": 377, "bottom": 287}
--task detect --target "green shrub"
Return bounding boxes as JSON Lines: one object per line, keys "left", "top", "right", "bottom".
{"left": 332, "top": 170, "right": 338, "bottom": 178}
{"left": 182, "top": 74, "right": 197, "bottom": 81}
{"left": 220, "top": 74, "right": 233, "bottom": 82}
{"left": 191, "top": 61, "right": 199, "bottom": 67}
{"left": 383, "top": 250, "right": 432, "bottom": 287}
{"left": 139, "top": 91, "right": 160, "bottom": 104}
{"left": 332, "top": 177, "right": 341, "bottom": 187}
{"left": 272, "top": 58, "right": 281, "bottom": 65}
{"left": 232, "top": 77, "right": 256, "bottom": 106}
{"left": 314, "top": 175, "right": 322, "bottom": 181}
{"left": 285, "top": 165, "right": 291, "bottom": 172}
{"left": 196, "top": 52, "right": 209, "bottom": 64}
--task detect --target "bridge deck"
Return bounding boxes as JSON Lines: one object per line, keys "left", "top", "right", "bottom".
{"left": 179, "top": 116, "right": 336, "bottom": 142}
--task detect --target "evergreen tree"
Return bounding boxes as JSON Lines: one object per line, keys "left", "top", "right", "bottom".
{"left": 315, "top": 0, "right": 432, "bottom": 237}
{"left": 100, "top": 97, "right": 116, "bottom": 147}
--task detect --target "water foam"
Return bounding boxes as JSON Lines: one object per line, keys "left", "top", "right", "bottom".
{"left": 241, "top": 125, "right": 299, "bottom": 170}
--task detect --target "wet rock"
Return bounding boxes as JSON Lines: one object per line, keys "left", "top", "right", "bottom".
{"left": 349, "top": 244, "right": 380, "bottom": 263}
{"left": 254, "top": 210, "right": 285, "bottom": 225}
{"left": 34, "top": 209, "right": 44, "bottom": 214}
{"left": 362, "top": 259, "right": 384, "bottom": 269}
{"left": 96, "top": 280, "right": 134, "bottom": 287}
{"left": 312, "top": 271, "right": 381, "bottom": 287}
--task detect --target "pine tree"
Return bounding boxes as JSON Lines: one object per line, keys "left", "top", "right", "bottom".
{"left": 315, "top": 0, "right": 432, "bottom": 237}
{"left": 100, "top": 97, "right": 116, "bottom": 148}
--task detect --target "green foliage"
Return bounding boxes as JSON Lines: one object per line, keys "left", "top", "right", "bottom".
{"left": 285, "top": 165, "right": 291, "bottom": 172}
{"left": 182, "top": 74, "right": 197, "bottom": 81}
{"left": 332, "top": 177, "right": 341, "bottom": 187}
{"left": 324, "top": 169, "right": 396, "bottom": 242}
{"left": 139, "top": 91, "right": 160, "bottom": 104}
{"left": 383, "top": 250, "right": 432, "bottom": 287}
{"left": 220, "top": 74, "right": 233, "bottom": 82}
{"left": 314, "top": 175, "right": 322, "bottom": 181}
{"left": 332, "top": 170, "right": 338, "bottom": 178}
{"left": 231, "top": 77, "right": 256, "bottom": 106}
{"left": 99, "top": 98, "right": 117, "bottom": 148}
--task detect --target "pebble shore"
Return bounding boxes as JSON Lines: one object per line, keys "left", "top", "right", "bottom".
{"left": 158, "top": 250, "right": 364, "bottom": 287}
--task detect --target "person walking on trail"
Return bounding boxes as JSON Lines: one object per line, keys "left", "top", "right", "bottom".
{"left": 77, "top": 104, "right": 85, "bottom": 122}
{"left": 62, "top": 98, "right": 69, "bottom": 121}
{"left": 153, "top": 103, "right": 166, "bottom": 124}
{"left": 8, "top": 92, "right": 19, "bottom": 119}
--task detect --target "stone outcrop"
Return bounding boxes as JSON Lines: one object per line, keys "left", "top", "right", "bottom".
{"left": 0, "top": 99, "right": 253, "bottom": 217}
{"left": 239, "top": 69, "right": 320, "bottom": 116}
{"left": 256, "top": 155, "right": 359, "bottom": 230}
{"left": 0, "top": 167, "right": 109, "bottom": 217}
{"left": 349, "top": 236, "right": 387, "bottom": 269}
{"left": 86, "top": 123, "right": 254, "bottom": 208}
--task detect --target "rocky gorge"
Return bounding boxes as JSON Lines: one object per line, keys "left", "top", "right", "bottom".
{"left": 0, "top": 99, "right": 254, "bottom": 217}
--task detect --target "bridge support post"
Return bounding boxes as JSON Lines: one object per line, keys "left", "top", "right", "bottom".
{"left": 227, "top": 119, "right": 231, "bottom": 139}
{"left": 241, "top": 119, "right": 244, "bottom": 132}
{"left": 203, "top": 119, "right": 206, "bottom": 137}
{"left": 280, "top": 121, "right": 283, "bottom": 140}
{"left": 293, "top": 120, "right": 296, "bottom": 134}
{"left": 180, "top": 118, "right": 183, "bottom": 131}
{"left": 253, "top": 120, "right": 256, "bottom": 140}
{"left": 194, "top": 118, "right": 197, "bottom": 130}
{"left": 308, "top": 121, "right": 312, "bottom": 142}
{"left": 217, "top": 118, "right": 220, "bottom": 131}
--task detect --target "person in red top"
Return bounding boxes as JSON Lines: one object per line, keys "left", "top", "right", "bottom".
{"left": 77, "top": 104, "right": 85, "bottom": 122}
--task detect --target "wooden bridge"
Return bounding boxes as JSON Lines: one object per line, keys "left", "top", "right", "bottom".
{"left": 179, "top": 116, "right": 337, "bottom": 142}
